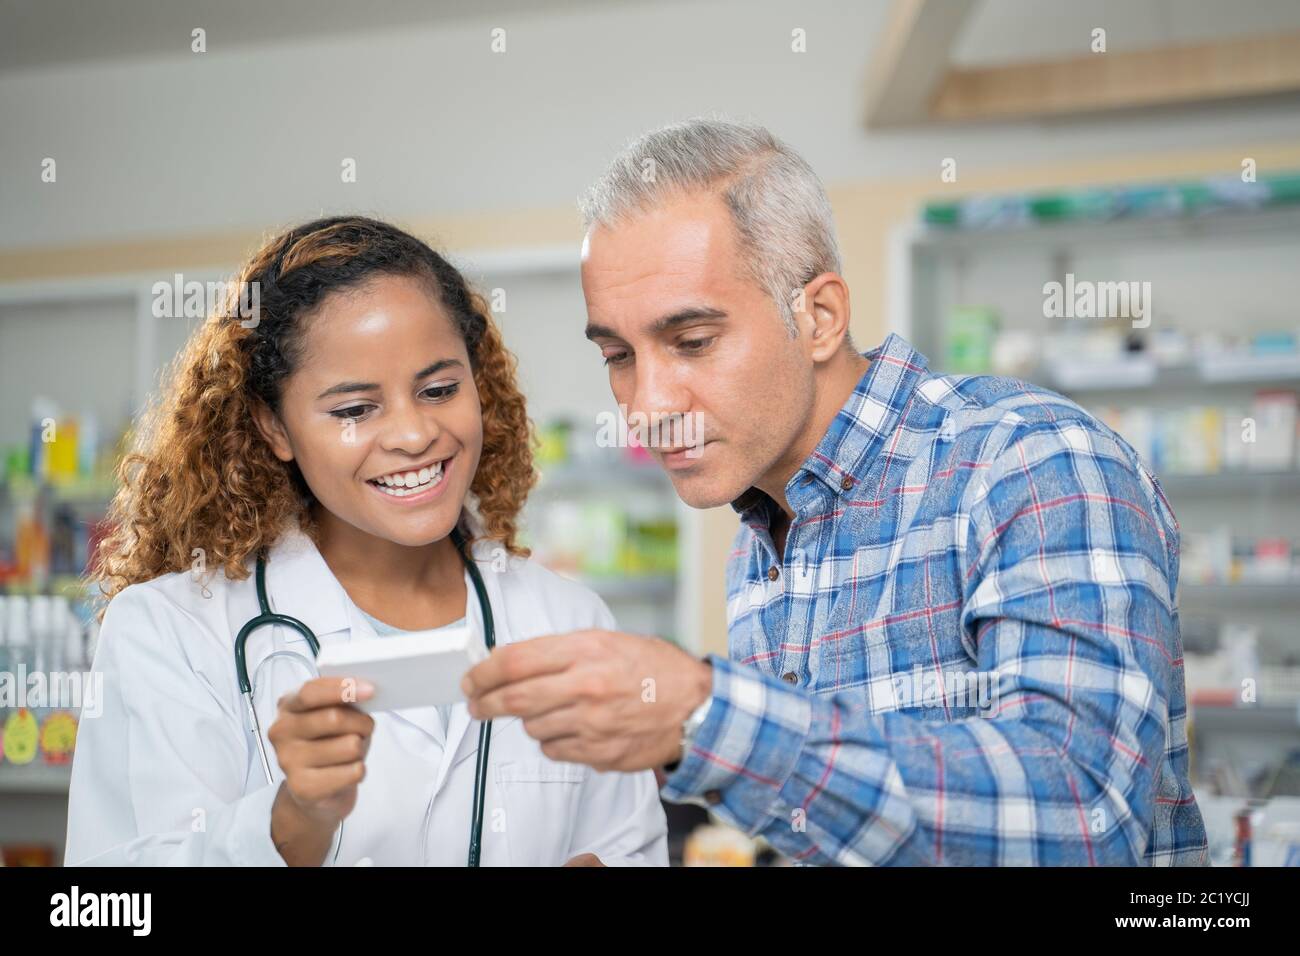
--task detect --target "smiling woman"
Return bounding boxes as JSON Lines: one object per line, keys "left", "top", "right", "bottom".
{"left": 97, "top": 216, "right": 533, "bottom": 592}
{"left": 67, "top": 216, "right": 669, "bottom": 867}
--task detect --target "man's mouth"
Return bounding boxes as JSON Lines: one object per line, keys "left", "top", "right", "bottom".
{"left": 367, "top": 457, "right": 449, "bottom": 498}
{"left": 659, "top": 440, "right": 710, "bottom": 466}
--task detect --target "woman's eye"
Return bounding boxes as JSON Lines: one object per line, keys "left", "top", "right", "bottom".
{"left": 421, "top": 382, "right": 460, "bottom": 401}
{"left": 330, "top": 405, "right": 371, "bottom": 420}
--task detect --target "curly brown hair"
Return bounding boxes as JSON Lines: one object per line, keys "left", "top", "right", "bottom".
{"left": 92, "top": 216, "right": 535, "bottom": 610}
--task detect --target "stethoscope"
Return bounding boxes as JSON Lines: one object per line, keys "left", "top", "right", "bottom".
{"left": 233, "top": 526, "right": 496, "bottom": 866}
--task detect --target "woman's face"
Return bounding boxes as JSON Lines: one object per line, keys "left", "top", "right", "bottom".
{"left": 256, "top": 273, "right": 483, "bottom": 549}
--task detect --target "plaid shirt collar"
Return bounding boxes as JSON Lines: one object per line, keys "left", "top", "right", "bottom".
{"left": 730, "top": 333, "right": 930, "bottom": 529}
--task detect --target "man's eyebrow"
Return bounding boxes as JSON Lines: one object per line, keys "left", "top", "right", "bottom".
{"left": 316, "top": 358, "right": 464, "bottom": 399}
{"left": 584, "top": 306, "right": 728, "bottom": 341}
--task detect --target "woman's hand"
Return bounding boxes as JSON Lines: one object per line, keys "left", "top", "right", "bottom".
{"left": 267, "top": 676, "right": 376, "bottom": 865}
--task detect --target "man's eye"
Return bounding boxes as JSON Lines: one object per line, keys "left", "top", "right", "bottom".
{"left": 679, "top": 337, "right": 714, "bottom": 353}
{"left": 421, "top": 382, "right": 460, "bottom": 401}
{"left": 603, "top": 351, "right": 631, "bottom": 368}
{"left": 330, "top": 405, "right": 371, "bottom": 420}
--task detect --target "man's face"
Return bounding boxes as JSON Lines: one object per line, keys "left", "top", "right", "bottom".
{"left": 580, "top": 191, "right": 815, "bottom": 508}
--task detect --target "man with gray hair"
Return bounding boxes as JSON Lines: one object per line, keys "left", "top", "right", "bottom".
{"left": 464, "top": 118, "right": 1208, "bottom": 866}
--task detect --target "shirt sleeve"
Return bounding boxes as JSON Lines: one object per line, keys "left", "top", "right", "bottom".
{"left": 660, "top": 420, "right": 1197, "bottom": 865}
{"left": 65, "top": 585, "right": 341, "bottom": 867}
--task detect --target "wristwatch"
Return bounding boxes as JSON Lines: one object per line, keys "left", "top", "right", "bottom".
{"left": 663, "top": 693, "right": 713, "bottom": 775}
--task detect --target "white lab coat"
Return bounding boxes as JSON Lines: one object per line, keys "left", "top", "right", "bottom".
{"left": 64, "top": 524, "right": 668, "bottom": 866}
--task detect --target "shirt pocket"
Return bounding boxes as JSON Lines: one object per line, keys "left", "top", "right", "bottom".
{"left": 493, "top": 760, "right": 588, "bottom": 866}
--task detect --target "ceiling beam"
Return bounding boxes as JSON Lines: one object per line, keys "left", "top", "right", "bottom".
{"left": 863, "top": 0, "right": 980, "bottom": 128}
{"left": 929, "top": 31, "right": 1300, "bottom": 124}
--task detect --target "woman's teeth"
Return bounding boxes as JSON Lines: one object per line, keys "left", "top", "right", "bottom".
{"left": 370, "top": 461, "right": 445, "bottom": 497}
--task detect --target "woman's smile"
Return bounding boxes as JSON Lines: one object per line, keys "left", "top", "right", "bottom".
{"left": 365, "top": 453, "right": 455, "bottom": 504}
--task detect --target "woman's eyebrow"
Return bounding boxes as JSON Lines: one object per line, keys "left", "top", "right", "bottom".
{"left": 317, "top": 380, "right": 378, "bottom": 399}
{"left": 413, "top": 358, "right": 464, "bottom": 379}
{"left": 316, "top": 359, "right": 464, "bottom": 400}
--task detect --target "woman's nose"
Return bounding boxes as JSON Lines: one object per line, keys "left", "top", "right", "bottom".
{"left": 379, "top": 401, "right": 439, "bottom": 455}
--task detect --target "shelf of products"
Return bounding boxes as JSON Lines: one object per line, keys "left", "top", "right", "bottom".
{"left": 525, "top": 418, "right": 682, "bottom": 641}
{"left": 905, "top": 172, "right": 1300, "bottom": 806}
{"left": 0, "top": 762, "right": 73, "bottom": 795}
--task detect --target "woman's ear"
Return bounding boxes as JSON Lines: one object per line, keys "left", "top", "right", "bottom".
{"left": 251, "top": 401, "right": 295, "bottom": 463}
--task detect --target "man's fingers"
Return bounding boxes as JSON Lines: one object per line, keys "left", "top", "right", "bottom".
{"left": 521, "top": 705, "right": 584, "bottom": 742}
{"left": 462, "top": 632, "right": 589, "bottom": 696}
{"left": 471, "top": 671, "right": 586, "bottom": 721}
{"left": 537, "top": 736, "right": 587, "bottom": 765}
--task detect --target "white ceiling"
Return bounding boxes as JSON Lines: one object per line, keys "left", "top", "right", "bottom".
{"left": 0, "top": 0, "right": 649, "bottom": 73}
{"left": 8, "top": 0, "right": 1300, "bottom": 75}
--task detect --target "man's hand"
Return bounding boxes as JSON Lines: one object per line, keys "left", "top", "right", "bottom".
{"left": 460, "top": 630, "right": 712, "bottom": 772}
{"left": 562, "top": 853, "right": 606, "bottom": 867}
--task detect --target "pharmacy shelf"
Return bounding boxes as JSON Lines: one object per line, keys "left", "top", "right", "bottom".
{"left": 0, "top": 761, "right": 72, "bottom": 795}
{"left": 1190, "top": 702, "right": 1300, "bottom": 734}
{"left": 573, "top": 574, "right": 676, "bottom": 603}
{"left": 1179, "top": 582, "right": 1300, "bottom": 608}
{"left": 534, "top": 462, "right": 674, "bottom": 495}
{"left": 1038, "top": 355, "right": 1300, "bottom": 394}
{"left": 911, "top": 203, "right": 1300, "bottom": 254}
{"left": 1157, "top": 470, "right": 1300, "bottom": 496}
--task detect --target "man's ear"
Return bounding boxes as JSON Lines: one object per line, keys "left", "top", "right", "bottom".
{"left": 794, "top": 273, "right": 851, "bottom": 363}
{"left": 251, "top": 401, "right": 295, "bottom": 463}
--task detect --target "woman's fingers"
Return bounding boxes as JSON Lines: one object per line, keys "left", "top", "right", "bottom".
{"left": 268, "top": 678, "right": 379, "bottom": 821}
{"left": 279, "top": 676, "right": 374, "bottom": 712}
{"left": 289, "top": 761, "right": 367, "bottom": 803}
{"left": 275, "top": 704, "right": 374, "bottom": 742}
{"left": 287, "top": 731, "right": 371, "bottom": 769}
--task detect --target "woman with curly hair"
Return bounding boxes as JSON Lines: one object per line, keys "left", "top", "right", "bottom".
{"left": 64, "top": 216, "right": 667, "bottom": 867}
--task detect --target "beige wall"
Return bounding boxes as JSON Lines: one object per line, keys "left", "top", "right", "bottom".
{"left": 6, "top": 138, "right": 1300, "bottom": 655}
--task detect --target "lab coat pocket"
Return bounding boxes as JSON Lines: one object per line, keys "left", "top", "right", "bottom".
{"left": 494, "top": 760, "right": 588, "bottom": 866}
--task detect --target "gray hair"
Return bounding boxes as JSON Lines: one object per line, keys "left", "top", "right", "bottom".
{"left": 579, "top": 118, "right": 842, "bottom": 335}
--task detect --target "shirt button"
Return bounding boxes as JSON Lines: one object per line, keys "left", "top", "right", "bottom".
{"left": 801, "top": 474, "right": 814, "bottom": 486}
{"left": 782, "top": 672, "right": 798, "bottom": 684}
{"left": 840, "top": 476, "right": 854, "bottom": 491}
{"left": 767, "top": 565, "right": 779, "bottom": 581}
{"left": 704, "top": 790, "right": 723, "bottom": 806}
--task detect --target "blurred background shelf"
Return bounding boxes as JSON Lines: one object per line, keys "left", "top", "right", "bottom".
{"left": 899, "top": 167, "right": 1300, "bottom": 817}
{"left": 913, "top": 203, "right": 1300, "bottom": 254}
{"left": 0, "top": 763, "right": 72, "bottom": 795}
{"left": 1040, "top": 355, "right": 1300, "bottom": 393}
{"left": 1157, "top": 470, "right": 1300, "bottom": 495}
{"left": 1179, "top": 582, "right": 1300, "bottom": 607}
{"left": 1191, "top": 702, "right": 1300, "bottom": 733}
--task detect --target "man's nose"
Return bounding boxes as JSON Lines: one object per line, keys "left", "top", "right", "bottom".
{"left": 630, "top": 358, "right": 692, "bottom": 445}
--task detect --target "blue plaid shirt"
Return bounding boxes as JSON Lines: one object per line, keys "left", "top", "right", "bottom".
{"left": 661, "top": 334, "right": 1208, "bottom": 866}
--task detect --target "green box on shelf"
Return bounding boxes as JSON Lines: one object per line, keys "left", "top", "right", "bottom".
{"left": 946, "top": 306, "right": 999, "bottom": 375}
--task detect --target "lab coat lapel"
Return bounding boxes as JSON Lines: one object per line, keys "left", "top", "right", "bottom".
{"left": 263, "top": 527, "right": 353, "bottom": 641}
